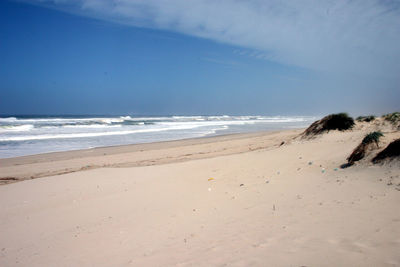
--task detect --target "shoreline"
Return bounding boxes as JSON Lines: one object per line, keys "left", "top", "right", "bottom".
{"left": 0, "top": 130, "right": 284, "bottom": 162}
{"left": 0, "top": 115, "right": 316, "bottom": 160}
{"left": 0, "top": 129, "right": 302, "bottom": 184}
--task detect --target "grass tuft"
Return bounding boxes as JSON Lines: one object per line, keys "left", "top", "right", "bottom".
{"left": 362, "top": 131, "right": 383, "bottom": 146}
{"left": 382, "top": 112, "right": 400, "bottom": 124}
{"left": 356, "top": 115, "right": 375, "bottom": 122}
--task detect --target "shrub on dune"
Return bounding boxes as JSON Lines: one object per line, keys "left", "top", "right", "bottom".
{"left": 356, "top": 115, "right": 375, "bottom": 122}
{"left": 382, "top": 112, "right": 400, "bottom": 124}
{"left": 347, "top": 131, "right": 383, "bottom": 164}
{"left": 302, "top": 113, "right": 355, "bottom": 138}
{"left": 372, "top": 138, "right": 400, "bottom": 163}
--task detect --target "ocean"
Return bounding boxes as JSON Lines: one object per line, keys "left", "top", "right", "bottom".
{"left": 0, "top": 115, "right": 316, "bottom": 158}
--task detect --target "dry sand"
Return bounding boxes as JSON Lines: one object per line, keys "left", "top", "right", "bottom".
{"left": 1, "top": 122, "right": 399, "bottom": 266}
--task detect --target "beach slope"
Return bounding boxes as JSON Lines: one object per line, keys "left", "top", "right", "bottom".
{"left": 1, "top": 126, "right": 399, "bottom": 266}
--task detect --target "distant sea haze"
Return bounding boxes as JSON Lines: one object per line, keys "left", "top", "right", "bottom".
{"left": 0, "top": 115, "right": 316, "bottom": 158}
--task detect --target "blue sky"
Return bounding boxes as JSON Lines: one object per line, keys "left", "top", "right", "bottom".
{"left": 1, "top": 0, "right": 399, "bottom": 116}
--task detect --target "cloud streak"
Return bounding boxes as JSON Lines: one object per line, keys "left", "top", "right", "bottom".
{"left": 24, "top": 0, "right": 400, "bottom": 78}
{"left": 200, "top": 57, "right": 243, "bottom": 67}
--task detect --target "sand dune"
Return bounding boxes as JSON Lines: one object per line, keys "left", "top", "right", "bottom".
{"left": 1, "top": 122, "right": 399, "bottom": 266}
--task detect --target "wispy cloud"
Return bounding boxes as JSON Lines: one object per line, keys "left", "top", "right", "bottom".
{"left": 24, "top": 0, "right": 400, "bottom": 78}
{"left": 200, "top": 57, "right": 242, "bottom": 67}
{"left": 233, "top": 49, "right": 276, "bottom": 61}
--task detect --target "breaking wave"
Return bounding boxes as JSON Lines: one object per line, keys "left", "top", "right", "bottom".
{"left": 0, "top": 115, "right": 316, "bottom": 158}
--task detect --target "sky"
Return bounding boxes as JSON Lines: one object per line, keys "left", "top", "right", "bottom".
{"left": 0, "top": 0, "right": 399, "bottom": 116}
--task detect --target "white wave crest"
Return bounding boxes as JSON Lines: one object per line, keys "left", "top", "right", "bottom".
{"left": 0, "top": 123, "right": 213, "bottom": 141}
{"left": 63, "top": 124, "right": 122, "bottom": 129}
{"left": 0, "top": 124, "right": 34, "bottom": 132}
{"left": 101, "top": 118, "right": 124, "bottom": 124}
{"left": 0, "top": 117, "right": 18, "bottom": 122}
{"left": 0, "top": 117, "right": 126, "bottom": 124}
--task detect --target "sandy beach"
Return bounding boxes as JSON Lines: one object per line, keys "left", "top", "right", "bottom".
{"left": 2, "top": 0, "right": 399, "bottom": 265}
{"left": 1, "top": 121, "right": 399, "bottom": 266}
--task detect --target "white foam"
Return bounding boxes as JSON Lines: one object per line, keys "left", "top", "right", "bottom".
{"left": 0, "top": 124, "right": 34, "bottom": 132}
{"left": 62, "top": 124, "right": 122, "bottom": 129}
{"left": 0, "top": 116, "right": 317, "bottom": 143}
{"left": 0, "top": 117, "right": 124, "bottom": 124}
{"left": 159, "top": 120, "right": 256, "bottom": 128}
{"left": 207, "top": 115, "right": 231, "bottom": 120}
{"left": 0, "top": 117, "right": 18, "bottom": 122}
{"left": 122, "top": 117, "right": 174, "bottom": 121}
{"left": 101, "top": 118, "right": 124, "bottom": 124}
{"left": 0, "top": 115, "right": 318, "bottom": 158}
{"left": 0, "top": 123, "right": 211, "bottom": 141}
{"left": 172, "top": 116, "right": 204, "bottom": 120}
{"left": 119, "top": 116, "right": 132, "bottom": 120}
{"left": 0, "top": 116, "right": 315, "bottom": 126}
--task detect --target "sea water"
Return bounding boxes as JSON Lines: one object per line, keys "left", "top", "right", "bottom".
{"left": 0, "top": 115, "right": 316, "bottom": 158}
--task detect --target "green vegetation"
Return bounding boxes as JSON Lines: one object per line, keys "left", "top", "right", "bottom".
{"left": 356, "top": 115, "right": 375, "bottom": 122}
{"left": 303, "top": 113, "right": 355, "bottom": 137}
{"left": 324, "top": 113, "right": 355, "bottom": 131}
{"left": 382, "top": 112, "right": 400, "bottom": 124}
{"left": 362, "top": 131, "right": 383, "bottom": 146}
